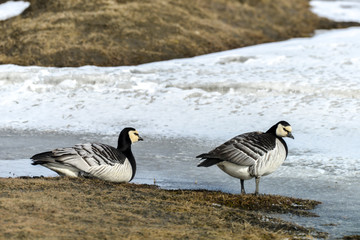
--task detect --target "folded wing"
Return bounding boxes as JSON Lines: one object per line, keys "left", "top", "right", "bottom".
{"left": 31, "top": 143, "right": 127, "bottom": 175}
{"left": 197, "top": 132, "right": 276, "bottom": 167}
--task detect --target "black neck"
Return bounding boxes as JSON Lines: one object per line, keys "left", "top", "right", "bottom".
{"left": 117, "top": 130, "right": 136, "bottom": 181}
{"left": 266, "top": 124, "right": 277, "bottom": 135}
{"left": 121, "top": 147, "right": 136, "bottom": 181}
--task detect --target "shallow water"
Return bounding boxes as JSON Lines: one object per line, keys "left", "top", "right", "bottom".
{"left": 0, "top": 131, "right": 359, "bottom": 238}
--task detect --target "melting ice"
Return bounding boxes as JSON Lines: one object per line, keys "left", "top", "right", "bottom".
{"left": 0, "top": 1, "right": 30, "bottom": 21}
{"left": 1, "top": 25, "right": 360, "bottom": 181}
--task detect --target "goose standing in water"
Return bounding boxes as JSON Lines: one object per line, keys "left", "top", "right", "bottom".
{"left": 31, "top": 127, "right": 143, "bottom": 182}
{"left": 197, "top": 121, "right": 294, "bottom": 195}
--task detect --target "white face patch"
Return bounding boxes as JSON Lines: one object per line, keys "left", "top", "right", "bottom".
{"left": 129, "top": 130, "right": 140, "bottom": 143}
{"left": 284, "top": 126, "right": 292, "bottom": 132}
{"left": 276, "top": 124, "right": 292, "bottom": 137}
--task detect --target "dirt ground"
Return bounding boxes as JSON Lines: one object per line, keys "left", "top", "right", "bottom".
{"left": 0, "top": 0, "right": 358, "bottom": 67}
{"left": 0, "top": 177, "right": 327, "bottom": 239}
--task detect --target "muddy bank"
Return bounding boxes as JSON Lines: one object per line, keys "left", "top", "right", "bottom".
{"left": 0, "top": 177, "right": 326, "bottom": 239}
{"left": 0, "top": 0, "right": 358, "bottom": 67}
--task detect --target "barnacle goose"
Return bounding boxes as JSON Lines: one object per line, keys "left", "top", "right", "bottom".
{"left": 31, "top": 127, "right": 143, "bottom": 182}
{"left": 197, "top": 121, "right": 294, "bottom": 195}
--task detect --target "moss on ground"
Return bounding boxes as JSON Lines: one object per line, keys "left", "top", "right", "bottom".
{"left": 0, "top": 177, "right": 327, "bottom": 239}
{"left": 0, "top": 0, "right": 358, "bottom": 67}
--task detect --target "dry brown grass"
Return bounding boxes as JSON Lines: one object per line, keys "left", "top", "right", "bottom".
{"left": 0, "top": 177, "right": 326, "bottom": 239}
{"left": 0, "top": 0, "right": 358, "bottom": 67}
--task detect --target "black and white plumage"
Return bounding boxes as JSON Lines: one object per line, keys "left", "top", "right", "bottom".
{"left": 31, "top": 128, "right": 143, "bottom": 182}
{"left": 197, "top": 121, "right": 294, "bottom": 195}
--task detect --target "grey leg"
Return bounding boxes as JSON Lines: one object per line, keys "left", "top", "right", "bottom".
{"left": 240, "top": 179, "right": 246, "bottom": 194}
{"left": 255, "top": 177, "right": 260, "bottom": 196}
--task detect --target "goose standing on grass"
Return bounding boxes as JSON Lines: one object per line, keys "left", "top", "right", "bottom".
{"left": 196, "top": 121, "right": 294, "bottom": 195}
{"left": 31, "top": 127, "right": 143, "bottom": 182}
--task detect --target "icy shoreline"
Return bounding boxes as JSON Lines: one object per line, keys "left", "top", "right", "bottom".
{"left": 1, "top": 130, "right": 359, "bottom": 238}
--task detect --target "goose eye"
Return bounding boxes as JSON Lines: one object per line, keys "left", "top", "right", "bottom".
{"left": 283, "top": 128, "right": 289, "bottom": 133}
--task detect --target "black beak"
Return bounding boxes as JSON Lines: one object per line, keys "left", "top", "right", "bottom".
{"left": 287, "top": 132, "right": 294, "bottom": 139}
{"left": 138, "top": 136, "right": 144, "bottom": 141}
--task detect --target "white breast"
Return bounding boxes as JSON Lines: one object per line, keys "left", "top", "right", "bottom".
{"left": 87, "top": 158, "right": 133, "bottom": 182}
{"left": 252, "top": 138, "right": 287, "bottom": 177}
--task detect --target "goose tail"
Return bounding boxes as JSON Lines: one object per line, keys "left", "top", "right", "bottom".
{"left": 31, "top": 151, "right": 54, "bottom": 165}
{"left": 196, "top": 154, "right": 223, "bottom": 167}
